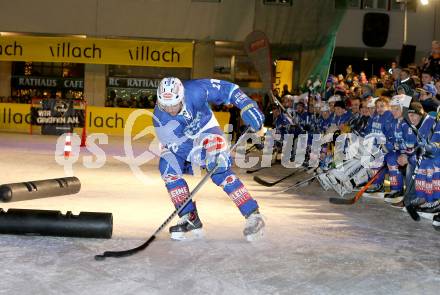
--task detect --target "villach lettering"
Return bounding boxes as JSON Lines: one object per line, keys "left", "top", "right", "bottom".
{"left": 88, "top": 112, "right": 125, "bottom": 128}
{"left": 2, "top": 108, "right": 31, "bottom": 124}
{"left": 128, "top": 46, "right": 180, "bottom": 63}
{"left": 0, "top": 41, "right": 23, "bottom": 56}
{"left": 49, "top": 42, "right": 102, "bottom": 59}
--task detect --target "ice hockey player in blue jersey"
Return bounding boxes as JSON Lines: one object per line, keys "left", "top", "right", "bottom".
{"left": 365, "top": 97, "right": 394, "bottom": 193}
{"left": 401, "top": 102, "right": 439, "bottom": 207}
{"left": 383, "top": 95, "right": 413, "bottom": 203}
{"left": 331, "top": 100, "right": 352, "bottom": 129}
{"left": 153, "top": 77, "right": 265, "bottom": 242}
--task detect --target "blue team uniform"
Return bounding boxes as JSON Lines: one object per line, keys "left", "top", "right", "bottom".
{"left": 331, "top": 111, "right": 352, "bottom": 127}
{"left": 154, "top": 79, "right": 260, "bottom": 217}
{"left": 293, "top": 111, "right": 310, "bottom": 135}
{"left": 318, "top": 116, "right": 333, "bottom": 133}
{"left": 412, "top": 116, "right": 438, "bottom": 202}
{"left": 365, "top": 110, "right": 394, "bottom": 186}
{"left": 384, "top": 118, "right": 412, "bottom": 191}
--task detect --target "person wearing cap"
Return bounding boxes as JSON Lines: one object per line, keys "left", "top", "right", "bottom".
{"left": 364, "top": 97, "right": 394, "bottom": 193}
{"left": 328, "top": 95, "right": 341, "bottom": 114}
{"left": 318, "top": 103, "right": 333, "bottom": 133}
{"left": 281, "top": 94, "right": 296, "bottom": 119}
{"left": 418, "top": 83, "right": 440, "bottom": 113}
{"left": 383, "top": 95, "right": 413, "bottom": 204}
{"left": 393, "top": 102, "right": 437, "bottom": 208}
{"left": 366, "top": 97, "right": 378, "bottom": 117}
{"left": 317, "top": 103, "right": 334, "bottom": 171}
{"left": 331, "top": 100, "right": 352, "bottom": 132}
{"left": 293, "top": 101, "right": 310, "bottom": 135}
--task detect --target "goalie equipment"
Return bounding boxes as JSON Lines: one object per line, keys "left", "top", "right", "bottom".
{"left": 317, "top": 159, "right": 372, "bottom": 197}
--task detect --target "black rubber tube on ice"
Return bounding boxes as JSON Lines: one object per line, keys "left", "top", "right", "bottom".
{"left": 0, "top": 177, "right": 81, "bottom": 202}
{"left": 0, "top": 209, "right": 113, "bottom": 239}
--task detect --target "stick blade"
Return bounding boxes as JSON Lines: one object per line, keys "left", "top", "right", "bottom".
{"left": 93, "top": 235, "right": 156, "bottom": 260}
{"left": 94, "top": 254, "right": 106, "bottom": 261}
{"left": 405, "top": 204, "right": 421, "bottom": 221}
{"left": 247, "top": 168, "right": 263, "bottom": 174}
{"left": 253, "top": 176, "right": 276, "bottom": 187}
{"left": 329, "top": 197, "right": 355, "bottom": 205}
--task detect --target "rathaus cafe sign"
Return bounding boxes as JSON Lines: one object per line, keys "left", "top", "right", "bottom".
{"left": 0, "top": 35, "right": 193, "bottom": 68}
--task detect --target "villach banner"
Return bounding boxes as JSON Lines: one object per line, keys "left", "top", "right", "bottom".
{"left": 0, "top": 35, "right": 193, "bottom": 68}
{"left": 0, "top": 103, "right": 231, "bottom": 136}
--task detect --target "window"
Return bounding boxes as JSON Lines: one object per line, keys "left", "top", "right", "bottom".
{"left": 362, "top": 0, "right": 388, "bottom": 10}
{"left": 348, "top": 0, "right": 362, "bottom": 8}
{"left": 263, "top": 0, "right": 293, "bottom": 6}
{"left": 191, "top": 0, "right": 221, "bottom": 2}
{"left": 390, "top": 0, "right": 417, "bottom": 12}
{"left": 12, "top": 62, "right": 84, "bottom": 78}
{"left": 390, "top": 0, "right": 402, "bottom": 10}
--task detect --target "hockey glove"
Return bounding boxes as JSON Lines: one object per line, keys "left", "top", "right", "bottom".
{"left": 202, "top": 134, "right": 230, "bottom": 173}
{"left": 240, "top": 103, "right": 265, "bottom": 132}
{"left": 416, "top": 140, "right": 439, "bottom": 158}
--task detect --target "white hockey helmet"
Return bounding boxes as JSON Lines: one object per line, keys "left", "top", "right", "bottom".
{"left": 157, "top": 77, "right": 184, "bottom": 113}
{"left": 321, "top": 103, "right": 330, "bottom": 112}
{"left": 390, "top": 96, "right": 402, "bottom": 108}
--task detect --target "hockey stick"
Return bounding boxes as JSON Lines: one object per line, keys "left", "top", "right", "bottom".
{"left": 253, "top": 167, "right": 305, "bottom": 187}
{"left": 329, "top": 166, "right": 386, "bottom": 205}
{"left": 402, "top": 148, "right": 423, "bottom": 221}
{"left": 94, "top": 128, "right": 251, "bottom": 260}
{"left": 278, "top": 173, "right": 319, "bottom": 193}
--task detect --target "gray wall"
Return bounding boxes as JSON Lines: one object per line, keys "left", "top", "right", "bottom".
{"left": 0, "top": 0, "right": 254, "bottom": 40}
{"left": 1, "top": 0, "right": 437, "bottom": 49}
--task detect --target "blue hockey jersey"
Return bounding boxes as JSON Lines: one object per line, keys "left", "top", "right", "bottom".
{"left": 153, "top": 79, "right": 256, "bottom": 160}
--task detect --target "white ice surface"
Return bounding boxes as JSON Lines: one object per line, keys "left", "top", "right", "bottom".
{"left": 0, "top": 132, "right": 440, "bottom": 295}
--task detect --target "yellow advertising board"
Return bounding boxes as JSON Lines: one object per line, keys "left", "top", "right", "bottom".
{"left": 0, "top": 35, "right": 193, "bottom": 68}
{"left": 273, "top": 60, "right": 293, "bottom": 95}
{"left": 0, "top": 103, "right": 230, "bottom": 137}
{"left": 0, "top": 103, "right": 31, "bottom": 133}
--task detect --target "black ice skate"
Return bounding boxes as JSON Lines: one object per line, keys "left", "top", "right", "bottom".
{"left": 419, "top": 200, "right": 440, "bottom": 213}
{"left": 243, "top": 209, "right": 265, "bottom": 242}
{"left": 169, "top": 210, "right": 203, "bottom": 241}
